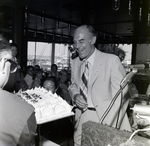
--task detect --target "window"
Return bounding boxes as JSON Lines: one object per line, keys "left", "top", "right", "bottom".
{"left": 118, "top": 44, "right": 132, "bottom": 66}
{"left": 27, "top": 42, "right": 71, "bottom": 71}
{"left": 54, "top": 43, "right": 70, "bottom": 71}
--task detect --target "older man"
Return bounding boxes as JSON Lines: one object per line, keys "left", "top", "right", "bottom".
{"left": 0, "top": 35, "right": 37, "bottom": 146}
{"left": 68, "top": 25, "right": 132, "bottom": 145}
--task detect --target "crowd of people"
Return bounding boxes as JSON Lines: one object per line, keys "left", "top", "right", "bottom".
{"left": 0, "top": 36, "right": 73, "bottom": 146}
{"left": 0, "top": 25, "right": 135, "bottom": 146}
{"left": 4, "top": 56, "right": 72, "bottom": 105}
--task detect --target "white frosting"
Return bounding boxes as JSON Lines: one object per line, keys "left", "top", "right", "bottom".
{"left": 17, "top": 87, "right": 72, "bottom": 122}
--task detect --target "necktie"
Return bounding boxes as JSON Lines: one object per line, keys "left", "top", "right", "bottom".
{"left": 80, "top": 61, "right": 89, "bottom": 102}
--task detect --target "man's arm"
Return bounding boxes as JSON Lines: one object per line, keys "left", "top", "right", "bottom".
{"left": 68, "top": 60, "right": 88, "bottom": 110}
{"left": 109, "top": 56, "right": 130, "bottom": 128}
{"left": 18, "top": 112, "right": 37, "bottom": 146}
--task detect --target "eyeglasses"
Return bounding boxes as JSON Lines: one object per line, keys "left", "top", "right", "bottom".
{"left": 5, "top": 59, "right": 19, "bottom": 73}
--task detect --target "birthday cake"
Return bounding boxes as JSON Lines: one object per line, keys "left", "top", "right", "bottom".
{"left": 17, "top": 87, "right": 72, "bottom": 123}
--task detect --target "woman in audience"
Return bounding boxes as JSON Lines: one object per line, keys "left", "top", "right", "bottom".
{"left": 3, "top": 43, "right": 22, "bottom": 92}
{"left": 48, "top": 64, "right": 60, "bottom": 80}
{"left": 32, "top": 69, "right": 43, "bottom": 88}
{"left": 24, "top": 65, "right": 35, "bottom": 89}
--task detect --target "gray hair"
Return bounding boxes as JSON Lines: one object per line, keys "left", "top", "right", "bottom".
{"left": 85, "top": 25, "right": 97, "bottom": 37}
{"left": 0, "top": 35, "right": 11, "bottom": 59}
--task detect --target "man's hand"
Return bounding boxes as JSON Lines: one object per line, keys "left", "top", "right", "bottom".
{"left": 132, "top": 114, "right": 150, "bottom": 130}
{"left": 73, "top": 94, "right": 88, "bottom": 111}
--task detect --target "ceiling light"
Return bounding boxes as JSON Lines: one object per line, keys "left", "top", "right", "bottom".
{"left": 128, "top": 0, "right": 132, "bottom": 16}
{"left": 25, "top": 6, "right": 28, "bottom": 23}
{"left": 148, "top": 13, "right": 150, "bottom": 26}
{"left": 41, "top": 10, "right": 45, "bottom": 26}
{"left": 139, "top": 7, "right": 142, "bottom": 22}
{"left": 112, "top": 0, "right": 120, "bottom": 11}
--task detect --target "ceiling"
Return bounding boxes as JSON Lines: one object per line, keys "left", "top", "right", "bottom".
{"left": 0, "top": 0, "right": 150, "bottom": 44}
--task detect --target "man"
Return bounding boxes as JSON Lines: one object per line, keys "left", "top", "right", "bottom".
{"left": 68, "top": 25, "right": 132, "bottom": 145}
{"left": 0, "top": 35, "right": 37, "bottom": 146}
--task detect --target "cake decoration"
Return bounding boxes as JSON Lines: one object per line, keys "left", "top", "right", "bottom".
{"left": 17, "top": 87, "right": 72, "bottom": 123}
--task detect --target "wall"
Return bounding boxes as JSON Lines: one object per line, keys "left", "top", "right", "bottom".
{"left": 136, "top": 44, "right": 150, "bottom": 62}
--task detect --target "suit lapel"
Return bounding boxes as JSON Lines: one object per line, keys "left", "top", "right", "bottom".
{"left": 90, "top": 50, "right": 103, "bottom": 87}
{"left": 75, "top": 58, "right": 83, "bottom": 85}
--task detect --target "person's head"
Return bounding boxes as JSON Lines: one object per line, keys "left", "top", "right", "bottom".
{"left": 34, "top": 64, "right": 41, "bottom": 76}
{"left": 26, "top": 65, "right": 35, "bottom": 77}
{"left": 35, "top": 69, "right": 43, "bottom": 79}
{"left": 60, "top": 69, "right": 68, "bottom": 83}
{"left": 51, "top": 64, "right": 58, "bottom": 73}
{"left": 0, "top": 35, "right": 18, "bottom": 88}
{"left": 35, "top": 64, "right": 40, "bottom": 70}
{"left": 117, "top": 49, "right": 125, "bottom": 62}
{"left": 10, "top": 43, "right": 18, "bottom": 58}
{"left": 43, "top": 76, "right": 58, "bottom": 93}
{"left": 73, "top": 25, "right": 97, "bottom": 60}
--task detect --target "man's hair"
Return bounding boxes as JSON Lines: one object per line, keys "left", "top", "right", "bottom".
{"left": 84, "top": 25, "right": 97, "bottom": 37}
{"left": 0, "top": 35, "right": 11, "bottom": 59}
{"left": 0, "top": 35, "right": 10, "bottom": 50}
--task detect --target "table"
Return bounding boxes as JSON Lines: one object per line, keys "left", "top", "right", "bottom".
{"left": 36, "top": 112, "right": 75, "bottom": 146}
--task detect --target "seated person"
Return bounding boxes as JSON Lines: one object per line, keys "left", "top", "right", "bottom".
{"left": 58, "top": 69, "right": 72, "bottom": 105}
{"left": 34, "top": 64, "right": 40, "bottom": 70}
{"left": 24, "top": 65, "right": 35, "bottom": 89}
{"left": 42, "top": 76, "right": 63, "bottom": 97}
{"left": 0, "top": 35, "right": 37, "bottom": 145}
{"left": 13, "top": 68, "right": 25, "bottom": 92}
{"left": 14, "top": 66, "right": 35, "bottom": 92}
{"left": 32, "top": 69, "right": 43, "bottom": 88}
{"left": 41, "top": 76, "right": 74, "bottom": 146}
{"left": 48, "top": 64, "right": 60, "bottom": 80}
{"left": 43, "top": 76, "right": 59, "bottom": 94}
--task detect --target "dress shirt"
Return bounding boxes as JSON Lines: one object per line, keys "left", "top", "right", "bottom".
{"left": 80, "top": 48, "right": 96, "bottom": 108}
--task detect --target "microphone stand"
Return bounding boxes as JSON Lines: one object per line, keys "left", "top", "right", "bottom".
{"left": 99, "top": 72, "right": 135, "bottom": 127}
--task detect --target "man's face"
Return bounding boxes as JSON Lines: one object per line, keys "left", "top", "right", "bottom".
{"left": 0, "top": 52, "right": 12, "bottom": 88}
{"left": 73, "top": 26, "right": 96, "bottom": 60}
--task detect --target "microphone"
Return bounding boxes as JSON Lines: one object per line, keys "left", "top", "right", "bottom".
{"left": 120, "top": 71, "right": 135, "bottom": 88}
{"left": 130, "top": 64, "right": 145, "bottom": 69}
{"left": 99, "top": 71, "right": 136, "bottom": 125}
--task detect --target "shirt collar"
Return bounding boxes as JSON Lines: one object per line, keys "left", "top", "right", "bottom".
{"left": 86, "top": 48, "right": 96, "bottom": 66}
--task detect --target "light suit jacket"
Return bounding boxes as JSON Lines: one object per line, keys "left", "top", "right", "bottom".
{"left": 69, "top": 49, "right": 132, "bottom": 131}
{"left": 0, "top": 90, "right": 37, "bottom": 146}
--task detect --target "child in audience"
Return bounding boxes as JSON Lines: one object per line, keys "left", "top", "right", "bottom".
{"left": 41, "top": 76, "right": 74, "bottom": 146}
{"left": 43, "top": 76, "right": 58, "bottom": 94}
